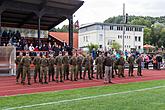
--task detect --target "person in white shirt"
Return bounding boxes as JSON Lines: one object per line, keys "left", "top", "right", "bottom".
{"left": 29, "top": 43, "right": 34, "bottom": 51}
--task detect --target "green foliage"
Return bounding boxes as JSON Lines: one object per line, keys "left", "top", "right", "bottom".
{"left": 111, "top": 41, "right": 122, "bottom": 50}
{"left": 1, "top": 80, "right": 165, "bottom": 110}
{"left": 49, "top": 25, "right": 78, "bottom": 33}
{"left": 144, "top": 27, "right": 152, "bottom": 44}
{"left": 87, "top": 43, "right": 99, "bottom": 53}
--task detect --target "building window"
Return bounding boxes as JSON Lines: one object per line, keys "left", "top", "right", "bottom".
{"left": 83, "top": 36, "right": 85, "bottom": 42}
{"left": 135, "top": 36, "right": 137, "bottom": 41}
{"left": 126, "top": 27, "right": 130, "bottom": 31}
{"left": 138, "top": 46, "right": 141, "bottom": 49}
{"left": 139, "top": 28, "right": 142, "bottom": 32}
{"left": 118, "top": 35, "right": 120, "bottom": 39}
{"left": 86, "top": 36, "right": 88, "bottom": 42}
{"left": 110, "top": 26, "right": 113, "bottom": 30}
{"left": 138, "top": 36, "right": 141, "bottom": 42}
{"left": 101, "top": 25, "right": 104, "bottom": 30}
{"left": 117, "top": 26, "right": 123, "bottom": 31}
{"left": 99, "top": 34, "right": 103, "bottom": 41}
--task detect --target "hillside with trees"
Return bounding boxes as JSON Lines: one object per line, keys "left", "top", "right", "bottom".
{"left": 104, "top": 15, "right": 165, "bottom": 47}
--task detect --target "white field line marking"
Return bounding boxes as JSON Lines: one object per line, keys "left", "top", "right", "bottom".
{"left": 3, "top": 85, "right": 165, "bottom": 110}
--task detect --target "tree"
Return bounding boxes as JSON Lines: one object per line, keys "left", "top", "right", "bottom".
{"left": 130, "top": 18, "right": 152, "bottom": 28}
{"left": 111, "top": 41, "right": 121, "bottom": 50}
{"left": 160, "top": 28, "right": 165, "bottom": 47}
{"left": 87, "top": 43, "right": 99, "bottom": 53}
{"left": 144, "top": 27, "right": 152, "bottom": 44}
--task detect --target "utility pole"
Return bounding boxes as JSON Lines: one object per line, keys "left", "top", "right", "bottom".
{"left": 122, "top": 3, "right": 125, "bottom": 51}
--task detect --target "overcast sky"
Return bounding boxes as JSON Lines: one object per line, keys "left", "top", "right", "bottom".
{"left": 57, "top": 0, "right": 165, "bottom": 27}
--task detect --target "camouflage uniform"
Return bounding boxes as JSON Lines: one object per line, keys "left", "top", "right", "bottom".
{"left": 55, "top": 55, "right": 63, "bottom": 82}
{"left": 95, "top": 56, "right": 103, "bottom": 79}
{"left": 77, "top": 55, "right": 83, "bottom": 79}
{"left": 62, "top": 55, "right": 70, "bottom": 80}
{"left": 127, "top": 56, "right": 135, "bottom": 76}
{"left": 15, "top": 55, "right": 23, "bottom": 83}
{"left": 112, "top": 57, "right": 118, "bottom": 77}
{"left": 117, "top": 57, "right": 125, "bottom": 77}
{"left": 102, "top": 55, "right": 105, "bottom": 77}
{"left": 136, "top": 56, "right": 143, "bottom": 76}
{"left": 69, "top": 55, "right": 78, "bottom": 81}
{"left": 48, "top": 57, "right": 55, "bottom": 82}
{"left": 40, "top": 57, "right": 49, "bottom": 84}
{"left": 89, "top": 56, "right": 94, "bottom": 78}
{"left": 83, "top": 55, "right": 92, "bottom": 80}
{"left": 33, "top": 56, "right": 41, "bottom": 83}
{"left": 21, "top": 56, "right": 31, "bottom": 85}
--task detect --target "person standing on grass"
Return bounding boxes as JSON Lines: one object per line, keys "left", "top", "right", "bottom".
{"left": 136, "top": 55, "right": 143, "bottom": 76}
{"left": 21, "top": 52, "right": 31, "bottom": 85}
{"left": 40, "top": 55, "right": 49, "bottom": 84}
{"left": 15, "top": 52, "right": 23, "bottom": 84}
{"left": 127, "top": 54, "right": 135, "bottom": 76}
{"left": 33, "top": 53, "right": 41, "bottom": 83}
{"left": 104, "top": 52, "right": 114, "bottom": 84}
{"left": 95, "top": 53, "right": 104, "bottom": 79}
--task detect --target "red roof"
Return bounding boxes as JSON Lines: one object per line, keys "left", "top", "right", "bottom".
{"left": 49, "top": 32, "right": 78, "bottom": 49}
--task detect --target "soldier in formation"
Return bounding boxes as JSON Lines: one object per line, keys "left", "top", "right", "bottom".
{"left": 40, "top": 55, "right": 49, "bottom": 84}
{"left": 62, "top": 52, "right": 70, "bottom": 80}
{"left": 21, "top": 52, "right": 31, "bottom": 85}
{"left": 55, "top": 52, "right": 63, "bottom": 82}
{"left": 95, "top": 53, "right": 103, "bottom": 79}
{"left": 15, "top": 52, "right": 23, "bottom": 84}
{"left": 127, "top": 54, "right": 135, "bottom": 76}
{"left": 33, "top": 53, "right": 41, "bottom": 83}
{"left": 48, "top": 54, "right": 55, "bottom": 82}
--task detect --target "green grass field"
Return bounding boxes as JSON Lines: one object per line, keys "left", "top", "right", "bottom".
{"left": 1, "top": 80, "right": 165, "bottom": 110}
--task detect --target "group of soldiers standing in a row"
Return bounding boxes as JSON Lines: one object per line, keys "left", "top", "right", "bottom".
{"left": 15, "top": 51, "right": 143, "bottom": 85}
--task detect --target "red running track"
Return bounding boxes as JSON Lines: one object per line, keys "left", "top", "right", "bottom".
{"left": 0, "top": 70, "right": 165, "bottom": 97}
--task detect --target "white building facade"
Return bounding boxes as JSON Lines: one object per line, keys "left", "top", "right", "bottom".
{"left": 78, "top": 23, "right": 144, "bottom": 52}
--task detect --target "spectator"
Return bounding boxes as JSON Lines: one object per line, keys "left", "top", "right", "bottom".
{"left": 92, "top": 48, "right": 97, "bottom": 60}
{"left": 144, "top": 55, "right": 150, "bottom": 69}
{"left": 24, "top": 44, "right": 29, "bottom": 51}
{"left": 156, "top": 54, "right": 162, "bottom": 70}
{"left": 34, "top": 46, "right": 39, "bottom": 51}
{"left": 29, "top": 43, "right": 34, "bottom": 51}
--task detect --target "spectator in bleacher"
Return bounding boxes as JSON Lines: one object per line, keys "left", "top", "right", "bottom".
{"left": 29, "top": 43, "right": 35, "bottom": 56}
{"left": 15, "top": 30, "right": 21, "bottom": 41}
{"left": 3, "top": 43, "right": 6, "bottom": 46}
{"left": 34, "top": 46, "right": 39, "bottom": 51}
{"left": 29, "top": 43, "right": 34, "bottom": 51}
{"left": 42, "top": 44, "right": 48, "bottom": 51}
{"left": 53, "top": 44, "right": 60, "bottom": 56}
{"left": 24, "top": 44, "right": 29, "bottom": 51}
